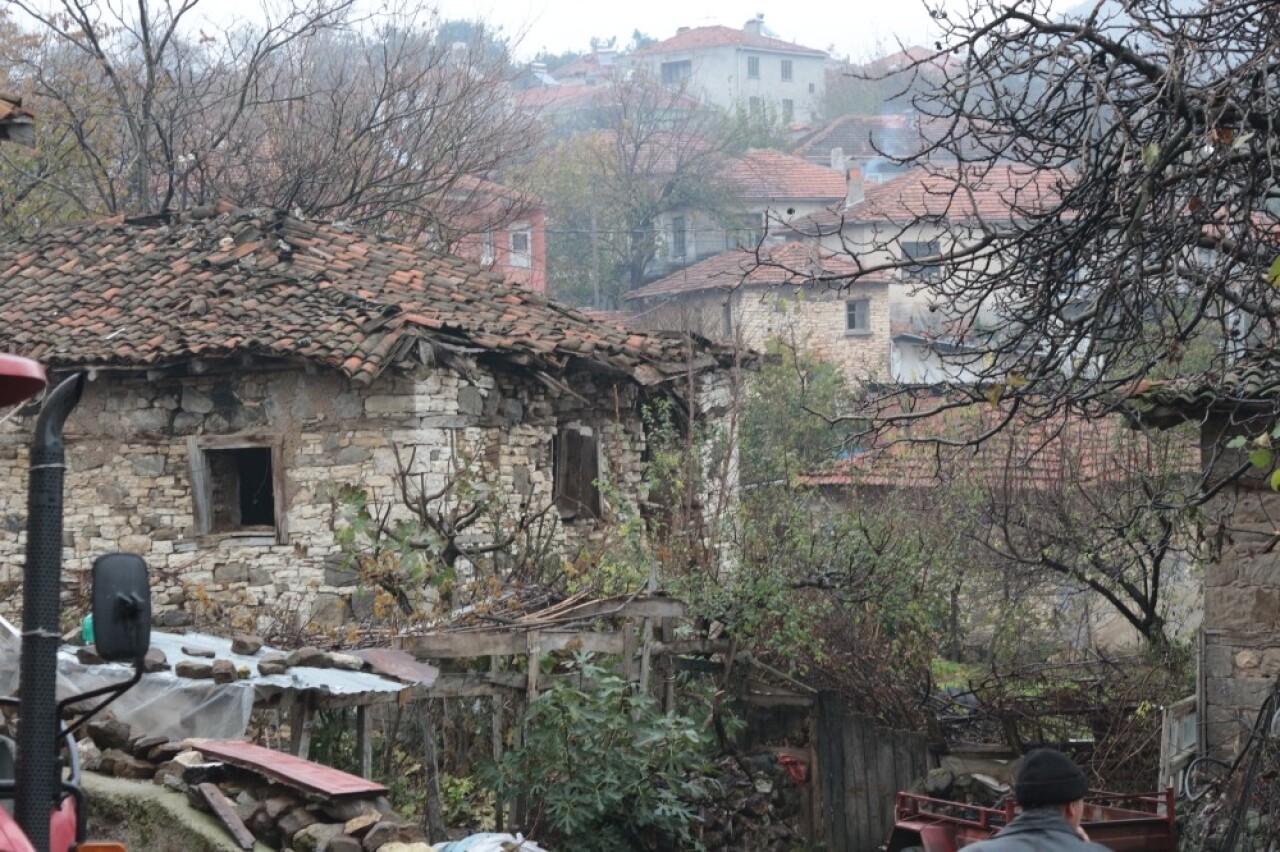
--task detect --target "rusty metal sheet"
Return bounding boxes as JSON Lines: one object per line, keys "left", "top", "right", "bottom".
{"left": 189, "top": 739, "right": 388, "bottom": 798}
{"left": 352, "top": 648, "right": 440, "bottom": 686}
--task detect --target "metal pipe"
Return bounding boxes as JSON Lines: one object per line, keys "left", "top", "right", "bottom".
{"left": 15, "top": 373, "right": 83, "bottom": 852}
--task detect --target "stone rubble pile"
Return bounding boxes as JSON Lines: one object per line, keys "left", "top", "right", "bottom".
{"left": 75, "top": 633, "right": 367, "bottom": 682}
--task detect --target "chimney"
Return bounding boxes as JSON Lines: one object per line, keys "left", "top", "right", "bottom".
{"left": 743, "top": 14, "right": 764, "bottom": 35}
{"left": 677, "top": 26, "right": 690, "bottom": 34}
{"left": 845, "top": 166, "right": 865, "bottom": 206}
{"left": 829, "top": 146, "right": 845, "bottom": 173}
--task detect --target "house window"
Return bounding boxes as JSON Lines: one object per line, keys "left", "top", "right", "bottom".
{"left": 726, "top": 212, "right": 763, "bottom": 250}
{"left": 781, "top": 60, "right": 793, "bottom": 82}
{"left": 747, "top": 56, "right": 760, "bottom": 79}
{"left": 748, "top": 96, "right": 761, "bottom": 116}
{"left": 479, "top": 230, "right": 495, "bottom": 265}
{"left": 188, "top": 436, "right": 286, "bottom": 542}
{"left": 808, "top": 82, "right": 815, "bottom": 93}
{"left": 554, "top": 427, "right": 602, "bottom": 520}
{"left": 781, "top": 99, "right": 794, "bottom": 124}
{"left": 845, "top": 298, "right": 871, "bottom": 334}
{"left": 671, "top": 215, "right": 687, "bottom": 260}
{"left": 661, "top": 60, "right": 691, "bottom": 85}
{"left": 902, "top": 239, "right": 943, "bottom": 280}
{"left": 510, "top": 224, "right": 531, "bottom": 268}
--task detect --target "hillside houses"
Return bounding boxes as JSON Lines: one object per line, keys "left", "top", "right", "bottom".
{"left": 628, "top": 16, "right": 828, "bottom": 124}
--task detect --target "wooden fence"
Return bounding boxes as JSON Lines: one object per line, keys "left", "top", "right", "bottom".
{"left": 817, "top": 691, "right": 932, "bottom": 851}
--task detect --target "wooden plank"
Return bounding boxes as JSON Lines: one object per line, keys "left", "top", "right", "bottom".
{"left": 816, "top": 691, "right": 846, "bottom": 852}
{"left": 402, "top": 629, "right": 625, "bottom": 659}
{"left": 197, "top": 782, "right": 256, "bottom": 850}
{"left": 650, "top": 638, "right": 735, "bottom": 656}
{"left": 187, "top": 437, "right": 212, "bottom": 536}
{"left": 541, "top": 597, "right": 688, "bottom": 621}
{"left": 356, "top": 706, "right": 372, "bottom": 779}
{"left": 845, "top": 713, "right": 873, "bottom": 852}
{"left": 622, "top": 622, "right": 639, "bottom": 681}
{"left": 429, "top": 672, "right": 522, "bottom": 698}
{"left": 191, "top": 739, "right": 387, "bottom": 797}
{"left": 874, "top": 729, "right": 900, "bottom": 847}
{"left": 661, "top": 618, "right": 675, "bottom": 713}
{"left": 739, "top": 693, "right": 814, "bottom": 708}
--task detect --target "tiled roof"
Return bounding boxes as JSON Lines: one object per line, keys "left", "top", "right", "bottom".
{"left": 724, "top": 149, "right": 847, "bottom": 201}
{"left": 627, "top": 241, "right": 888, "bottom": 300}
{"left": 789, "top": 114, "right": 926, "bottom": 162}
{"left": 515, "top": 85, "right": 615, "bottom": 112}
{"left": 797, "top": 406, "right": 1197, "bottom": 490}
{"left": 789, "top": 164, "right": 1068, "bottom": 233}
{"left": 634, "top": 26, "right": 826, "bottom": 57}
{"left": 0, "top": 94, "right": 34, "bottom": 147}
{"left": 1126, "top": 351, "right": 1280, "bottom": 425}
{"left": 0, "top": 202, "right": 735, "bottom": 386}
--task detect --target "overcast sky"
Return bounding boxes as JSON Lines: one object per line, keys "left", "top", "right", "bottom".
{"left": 424, "top": 0, "right": 956, "bottom": 61}
{"left": 187, "top": 0, "right": 969, "bottom": 63}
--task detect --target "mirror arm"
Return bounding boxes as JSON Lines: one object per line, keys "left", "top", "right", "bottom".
{"left": 56, "top": 656, "right": 144, "bottom": 745}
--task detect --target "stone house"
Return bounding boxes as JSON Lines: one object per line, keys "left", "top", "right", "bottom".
{"left": 626, "top": 240, "right": 892, "bottom": 384}
{"left": 628, "top": 16, "right": 827, "bottom": 123}
{"left": 788, "top": 164, "right": 1067, "bottom": 383}
{"left": 1132, "top": 360, "right": 1280, "bottom": 757}
{"left": 0, "top": 202, "right": 738, "bottom": 631}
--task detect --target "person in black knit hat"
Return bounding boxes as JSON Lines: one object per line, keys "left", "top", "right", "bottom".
{"left": 965, "top": 748, "right": 1111, "bottom": 850}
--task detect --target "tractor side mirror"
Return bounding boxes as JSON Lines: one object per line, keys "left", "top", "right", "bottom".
{"left": 91, "top": 553, "right": 151, "bottom": 663}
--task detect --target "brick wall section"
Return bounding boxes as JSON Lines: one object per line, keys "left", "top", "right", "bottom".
{"left": 1200, "top": 416, "right": 1280, "bottom": 755}
{"left": 0, "top": 364, "right": 669, "bottom": 633}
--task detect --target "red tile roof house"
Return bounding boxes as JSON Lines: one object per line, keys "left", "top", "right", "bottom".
{"left": 786, "top": 164, "right": 1068, "bottom": 384}
{"left": 446, "top": 177, "right": 548, "bottom": 294}
{"left": 0, "top": 202, "right": 739, "bottom": 631}
{"left": 651, "top": 148, "right": 851, "bottom": 280}
{"left": 627, "top": 240, "right": 894, "bottom": 385}
{"left": 628, "top": 16, "right": 828, "bottom": 124}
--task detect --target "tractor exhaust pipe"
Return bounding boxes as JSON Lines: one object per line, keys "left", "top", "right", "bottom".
{"left": 15, "top": 373, "right": 84, "bottom": 852}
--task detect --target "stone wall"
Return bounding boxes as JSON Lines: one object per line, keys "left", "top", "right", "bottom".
{"left": 0, "top": 362, "right": 660, "bottom": 633}
{"left": 1200, "top": 415, "right": 1280, "bottom": 755}
{"left": 636, "top": 282, "right": 892, "bottom": 384}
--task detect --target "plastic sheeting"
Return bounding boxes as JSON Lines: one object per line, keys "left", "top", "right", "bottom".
{"left": 0, "top": 624, "right": 253, "bottom": 740}
{"left": 436, "top": 834, "right": 549, "bottom": 852}
{"left": 0, "top": 627, "right": 415, "bottom": 742}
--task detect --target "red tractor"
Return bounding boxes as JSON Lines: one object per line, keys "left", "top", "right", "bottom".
{"left": 1, "top": 354, "right": 152, "bottom": 852}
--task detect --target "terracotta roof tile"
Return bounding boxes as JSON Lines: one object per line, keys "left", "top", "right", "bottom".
{"left": 798, "top": 407, "right": 1197, "bottom": 490}
{"left": 791, "top": 164, "right": 1069, "bottom": 233}
{"left": 725, "top": 149, "right": 846, "bottom": 201}
{"left": 635, "top": 25, "right": 825, "bottom": 57}
{"left": 628, "top": 241, "right": 889, "bottom": 300}
{"left": 0, "top": 203, "right": 735, "bottom": 386}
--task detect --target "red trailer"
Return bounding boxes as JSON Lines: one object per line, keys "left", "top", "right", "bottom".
{"left": 885, "top": 789, "right": 1176, "bottom": 852}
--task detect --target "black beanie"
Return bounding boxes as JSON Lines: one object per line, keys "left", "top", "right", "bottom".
{"left": 1014, "top": 748, "right": 1090, "bottom": 807}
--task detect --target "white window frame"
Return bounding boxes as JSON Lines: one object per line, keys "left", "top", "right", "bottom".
{"left": 479, "top": 230, "right": 495, "bottom": 265}
{"left": 747, "top": 55, "right": 760, "bottom": 79}
{"left": 509, "top": 224, "right": 531, "bottom": 269}
{"left": 781, "top": 59, "right": 793, "bottom": 82}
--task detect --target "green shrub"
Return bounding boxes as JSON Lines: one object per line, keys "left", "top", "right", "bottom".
{"left": 485, "top": 653, "right": 717, "bottom": 851}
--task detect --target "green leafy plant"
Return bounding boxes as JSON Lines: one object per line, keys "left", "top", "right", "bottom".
{"left": 485, "top": 652, "right": 717, "bottom": 851}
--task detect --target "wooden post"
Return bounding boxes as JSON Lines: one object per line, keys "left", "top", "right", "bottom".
{"left": 356, "top": 704, "right": 373, "bottom": 779}
{"left": 289, "top": 697, "right": 314, "bottom": 760}
{"left": 622, "top": 620, "right": 639, "bottom": 682}
{"left": 492, "top": 657, "right": 505, "bottom": 832}
{"left": 526, "top": 630, "right": 541, "bottom": 701}
{"left": 660, "top": 617, "right": 675, "bottom": 712}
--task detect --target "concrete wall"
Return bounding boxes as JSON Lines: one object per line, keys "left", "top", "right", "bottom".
{"left": 0, "top": 362, "right": 667, "bottom": 634}
{"left": 633, "top": 45, "right": 825, "bottom": 122}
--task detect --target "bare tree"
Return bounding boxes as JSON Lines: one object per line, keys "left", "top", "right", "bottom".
{"left": 519, "top": 74, "right": 744, "bottom": 307}
{"left": 763, "top": 0, "right": 1280, "bottom": 441}
{"left": 0, "top": 0, "right": 538, "bottom": 240}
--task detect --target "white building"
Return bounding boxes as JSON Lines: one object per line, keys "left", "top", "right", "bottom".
{"left": 630, "top": 15, "right": 827, "bottom": 124}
